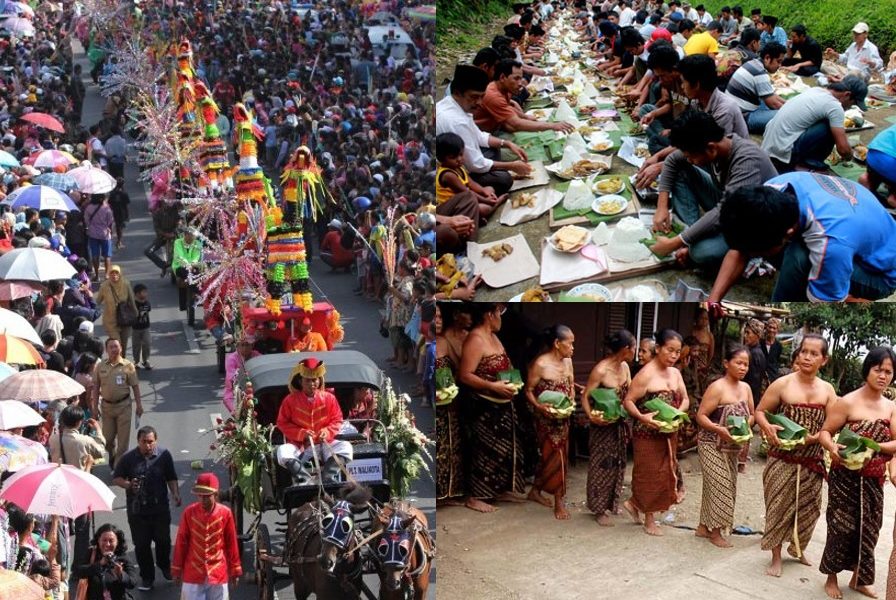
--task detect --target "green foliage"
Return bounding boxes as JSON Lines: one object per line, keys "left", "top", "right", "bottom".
{"left": 702, "top": 0, "right": 896, "bottom": 56}
{"left": 788, "top": 304, "right": 896, "bottom": 394}
{"left": 375, "top": 379, "right": 433, "bottom": 499}
{"left": 437, "top": 0, "right": 512, "bottom": 52}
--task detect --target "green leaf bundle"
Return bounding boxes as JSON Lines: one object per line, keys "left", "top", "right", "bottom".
{"left": 644, "top": 397, "right": 689, "bottom": 433}
{"left": 589, "top": 388, "right": 626, "bottom": 422}
{"left": 726, "top": 415, "right": 753, "bottom": 445}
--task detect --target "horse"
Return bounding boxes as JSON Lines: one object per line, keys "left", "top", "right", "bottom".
{"left": 371, "top": 501, "right": 435, "bottom": 600}
{"left": 286, "top": 482, "right": 372, "bottom": 600}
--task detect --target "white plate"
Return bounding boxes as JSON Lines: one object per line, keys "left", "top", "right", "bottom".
{"left": 588, "top": 140, "right": 614, "bottom": 153}
{"left": 547, "top": 232, "right": 589, "bottom": 253}
{"left": 592, "top": 194, "right": 628, "bottom": 216}
{"left": 563, "top": 283, "right": 613, "bottom": 301}
{"left": 592, "top": 177, "right": 625, "bottom": 196}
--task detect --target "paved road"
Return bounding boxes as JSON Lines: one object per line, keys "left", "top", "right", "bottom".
{"left": 73, "top": 41, "right": 435, "bottom": 599}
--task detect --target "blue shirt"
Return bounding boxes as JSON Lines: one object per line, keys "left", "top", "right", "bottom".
{"left": 760, "top": 27, "right": 787, "bottom": 49}
{"left": 768, "top": 172, "right": 896, "bottom": 301}
{"left": 113, "top": 446, "right": 178, "bottom": 516}
{"left": 868, "top": 123, "right": 896, "bottom": 156}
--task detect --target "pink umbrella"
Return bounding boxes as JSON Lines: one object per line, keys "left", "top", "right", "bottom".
{"left": 28, "top": 149, "right": 76, "bottom": 169}
{"left": 0, "top": 462, "right": 115, "bottom": 518}
{"left": 0, "top": 281, "right": 41, "bottom": 301}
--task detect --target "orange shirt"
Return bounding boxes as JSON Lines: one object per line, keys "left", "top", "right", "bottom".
{"left": 473, "top": 81, "right": 516, "bottom": 132}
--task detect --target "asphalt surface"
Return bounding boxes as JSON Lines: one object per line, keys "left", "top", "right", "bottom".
{"left": 73, "top": 41, "right": 435, "bottom": 600}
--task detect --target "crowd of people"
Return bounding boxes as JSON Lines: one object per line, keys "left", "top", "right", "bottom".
{"left": 436, "top": 0, "right": 896, "bottom": 302}
{"left": 436, "top": 302, "right": 896, "bottom": 599}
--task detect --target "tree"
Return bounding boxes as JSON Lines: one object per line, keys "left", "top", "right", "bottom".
{"left": 788, "top": 304, "right": 896, "bottom": 393}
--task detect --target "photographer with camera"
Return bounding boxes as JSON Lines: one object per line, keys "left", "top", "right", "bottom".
{"left": 73, "top": 524, "right": 137, "bottom": 600}
{"left": 111, "top": 426, "right": 180, "bottom": 592}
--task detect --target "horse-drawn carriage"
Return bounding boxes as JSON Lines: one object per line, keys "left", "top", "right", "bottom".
{"left": 224, "top": 350, "right": 433, "bottom": 599}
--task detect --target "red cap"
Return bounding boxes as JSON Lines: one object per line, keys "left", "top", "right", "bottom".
{"left": 651, "top": 28, "right": 673, "bottom": 42}
{"left": 193, "top": 473, "right": 219, "bottom": 495}
{"left": 301, "top": 317, "right": 312, "bottom": 326}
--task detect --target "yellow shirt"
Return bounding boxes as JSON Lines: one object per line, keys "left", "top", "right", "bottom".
{"left": 436, "top": 165, "right": 469, "bottom": 205}
{"left": 684, "top": 31, "right": 719, "bottom": 56}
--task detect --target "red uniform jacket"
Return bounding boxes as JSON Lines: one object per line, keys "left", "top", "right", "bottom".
{"left": 171, "top": 502, "right": 243, "bottom": 584}
{"left": 276, "top": 390, "right": 343, "bottom": 448}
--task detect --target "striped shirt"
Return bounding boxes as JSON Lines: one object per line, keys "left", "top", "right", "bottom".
{"left": 725, "top": 59, "right": 775, "bottom": 113}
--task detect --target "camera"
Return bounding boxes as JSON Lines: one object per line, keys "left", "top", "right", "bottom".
{"left": 104, "top": 552, "right": 119, "bottom": 566}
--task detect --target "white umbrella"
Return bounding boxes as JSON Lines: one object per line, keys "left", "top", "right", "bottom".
{"left": 0, "top": 16, "right": 34, "bottom": 36}
{"left": 0, "top": 307, "right": 42, "bottom": 346}
{"left": 0, "top": 400, "right": 45, "bottom": 429}
{"left": 0, "top": 247, "right": 76, "bottom": 282}
{"left": 66, "top": 163, "right": 116, "bottom": 194}
{"left": 0, "top": 463, "right": 116, "bottom": 518}
{"left": 0, "top": 369, "right": 85, "bottom": 403}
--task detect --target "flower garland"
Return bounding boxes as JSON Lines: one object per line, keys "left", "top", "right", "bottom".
{"left": 374, "top": 378, "right": 432, "bottom": 499}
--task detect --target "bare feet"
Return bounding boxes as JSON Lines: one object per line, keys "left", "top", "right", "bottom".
{"left": 738, "top": 463, "right": 747, "bottom": 474}
{"left": 798, "top": 555, "right": 813, "bottom": 567}
{"left": 695, "top": 524, "right": 710, "bottom": 538}
{"left": 766, "top": 558, "right": 783, "bottom": 578}
{"left": 850, "top": 573, "right": 879, "bottom": 598}
{"left": 708, "top": 533, "right": 733, "bottom": 548}
{"left": 675, "top": 489, "right": 686, "bottom": 504}
{"left": 596, "top": 513, "right": 614, "bottom": 526}
{"left": 824, "top": 575, "right": 843, "bottom": 599}
{"left": 496, "top": 491, "right": 528, "bottom": 503}
{"left": 527, "top": 488, "right": 553, "bottom": 508}
{"left": 465, "top": 498, "right": 497, "bottom": 513}
{"left": 437, "top": 498, "right": 466, "bottom": 507}
{"left": 554, "top": 501, "right": 571, "bottom": 520}
{"left": 623, "top": 500, "right": 642, "bottom": 524}
{"left": 643, "top": 520, "right": 664, "bottom": 536}
{"left": 787, "top": 546, "right": 813, "bottom": 566}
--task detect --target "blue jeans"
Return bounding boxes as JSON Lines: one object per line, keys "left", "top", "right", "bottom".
{"left": 791, "top": 120, "right": 835, "bottom": 170}
{"left": 772, "top": 239, "right": 896, "bottom": 301}
{"left": 669, "top": 165, "right": 729, "bottom": 266}
{"left": 745, "top": 101, "right": 777, "bottom": 134}
{"left": 638, "top": 104, "right": 672, "bottom": 154}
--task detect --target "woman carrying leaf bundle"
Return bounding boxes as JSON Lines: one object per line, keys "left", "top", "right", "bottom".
{"left": 580, "top": 329, "right": 635, "bottom": 526}
{"left": 695, "top": 344, "right": 755, "bottom": 549}
{"left": 458, "top": 304, "right": 526, "bottom": 509}
{"left": 523, "top": 324, "right": 577, "bottom": 520}
{"left": 621, "top": 329, "right": 690, "bottom": 537}
{"left": 818, "top": 347, "right": 896, "bottom": 600}
{"left": 754, "top": 333, "right": 837, "bottom": 578}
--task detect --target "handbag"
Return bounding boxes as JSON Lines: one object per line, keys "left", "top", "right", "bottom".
{"left": 110, "top": 285, "right": 137, "bottom": 327}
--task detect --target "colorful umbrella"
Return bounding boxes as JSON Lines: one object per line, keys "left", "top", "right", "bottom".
{"left": 406, "top": 5, "right": 435, "bottom": 20}
{"left": 0, "top": 247, "right": 78, "bottom": 281}
{"left": 0, "top": 335, "right": 42, "bottom": 366}
{"left": 67, "top": 163, "right": 116, "bottom": 194}
{"left": 0, "top": 462, "right": 114, "bottom": 518}
{"left": 0, "top": 566, "right": 45, "bottom": 600}
{"left": 1, "top": 184, "right": 78, "bottom": 212}
{"left": 29, "top": 149, "right": 76, "bottom": 169}
{"left": 0, "top": 362, "right": 16, "bottom": 383}
{"left": 0, "top": 307, "right": 42, "bottom": 345}
{"left": 33, "top": 172, "right": 79, "bottom": 192}
{"left": 0, "top": 281, "right": 41, "bottom": 302}
{"left": 0, "top": 369, "right": 85, "bottom": 403}
{"left": 19, "top": 112, "right": 64, "bottom": 133}
{"left": 0, "top": 432, "right": 47, "bottom": 472}
{"left": 0, "top": 150, "right": 19, "bottom": 167}
{"left": 0, "top": 17, "right": 34, "bottom": 36}
{"left": 0, "top": 400, "right": 45, "bottom": 429}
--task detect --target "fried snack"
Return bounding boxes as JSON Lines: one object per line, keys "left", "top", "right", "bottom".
{"left": 634, "top": 144, "right": 650, "bottom": 158}
{"left": 590, "top": 140, "right": 613, "bottom": 152}
{"left": 511, "top": 192, "right": 538, "bottom": 209}
{"left": 867, "top": 98, "right": 884, "bottom": 108}
{"left": 629, "top": 123, "right": 646, "bottom": 135}
{"left": 853, "top": 144, "right": 868, "bottom": 161}
{"left": 552, "top": 225, "right": 590, "bottom": 251}
{"left": 595, "top": 177, "right": 624, "bottom": 194}
{"left": 482, "top": 243, "right": 514, "bottom": 261}
{"left": 844, "top": 117, "right": 856, "bottom": 128}
{"left": 521, "top": 287, "right": 551, "bottom": 302}
{"left": 561, "top": 158, "right": 608, "bottom": 178}
{"left": 596, "top": 197, "right": 625, "bottom": 214}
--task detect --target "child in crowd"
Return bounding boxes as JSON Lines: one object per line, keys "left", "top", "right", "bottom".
{"left": 132, "top": 283, "right": 152, "bottom": 370}
{"left": 436, "top": 132, "right": 507, "bottom": 226}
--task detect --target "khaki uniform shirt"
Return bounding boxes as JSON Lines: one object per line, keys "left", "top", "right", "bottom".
{"left": 96, "top": 356, "right": 138, "bottom": 403}
{"left": 49, "top": 428, "right": 107, "bottom": 470}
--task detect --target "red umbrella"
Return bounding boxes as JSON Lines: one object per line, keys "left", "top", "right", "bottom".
{"left": 19, "top": 112, "right": 64, "bottom": 134}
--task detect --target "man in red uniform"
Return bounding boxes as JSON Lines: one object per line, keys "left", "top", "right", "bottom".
{"left": 275, "top": 358, "right": 353, "bottom": 484}
{"left": 171, "top": 473, "right": 242, "bottom": 600}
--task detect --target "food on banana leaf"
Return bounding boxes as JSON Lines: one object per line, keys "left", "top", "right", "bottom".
{"left": 634, "top": 143, "right": 650, "bottom": 158}
{"left": 512, "top": 191, "right": 538, "bottom": 209}
{"left": 521, "top": 287, "right": 551, "bottom": 302}
{"left": 644, "top": 397, "right": 690, "bottom": 433}
{"left": 537, "top": 390, "right": 575, "bottom": 418}
{"left": 498, "top": 369, "right": 524, "bottom": 388}
{"left": 836, "top": 426, "right": 881, "bottom": 470}
{"left": 727, "top": 415, "right": 753, "bottom": 444}
{"left": 765, "top": 411, "right": 807, "bottom": 450}
{"left": 589, "top": 387, "right": 626, "bottom": 421}
{"left": 435, "top": 367, "right": 459, "bottom": 406}
{"left": 853, "top": 144, "right": 868, "bottom": 161}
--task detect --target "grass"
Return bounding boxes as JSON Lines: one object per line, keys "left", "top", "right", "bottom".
{"left": 436, "top": 0, "right": 512, "bottom": 53}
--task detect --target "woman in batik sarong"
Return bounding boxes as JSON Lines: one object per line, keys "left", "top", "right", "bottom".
{"left": 755, "top": 333, "right": 837, "bottom": 578}
{"left": 458, "top": 303, "right": 526, "bottom": 508}
{"left": 695, "top": 344, "right": 755, "bottom": 548}
{"left": 820, "top": 347, "right": 896, "bottom": 600}
{"left": 581, "top": 330, "right": 636, "bottom": 526}
{"left": 622, "top": 329, "right": 690, "bottom": 537}
{"left": 524, "top": 324, "right": 576, "bottom": 520}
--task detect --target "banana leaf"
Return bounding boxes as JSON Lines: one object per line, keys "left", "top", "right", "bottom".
{"left": 436, "top": 367, "right": 456, "bottom": 389}
{"left": 557, "top": 292, "right": 602, "bottom": 302}
{"left": 727, "top": 415, "right": 753, "bottom": 444}
{"left": 644, "top": 397, "right": 690, "bottom": 424}
{"left": 765, "top": 411, "right": 807, "bottom": 440}
{"left": 837, "top": 426, "right": 881, "bottom": 457}
{"left": 538, "top": 390, "right": 572, "bottom": 409}
{"left": 589, "top": 388, "right": 626, "bottom": 421}
{"left": 497, "top": 369, "right": 523, "bottom": 385}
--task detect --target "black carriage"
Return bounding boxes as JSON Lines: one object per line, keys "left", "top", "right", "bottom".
{"left": 229, "top": 350, "right": 393, "bottom": 600}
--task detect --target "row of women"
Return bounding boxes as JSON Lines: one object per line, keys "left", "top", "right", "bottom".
{"left": 435, "top": 303, "right": 896, "bottom": 600}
